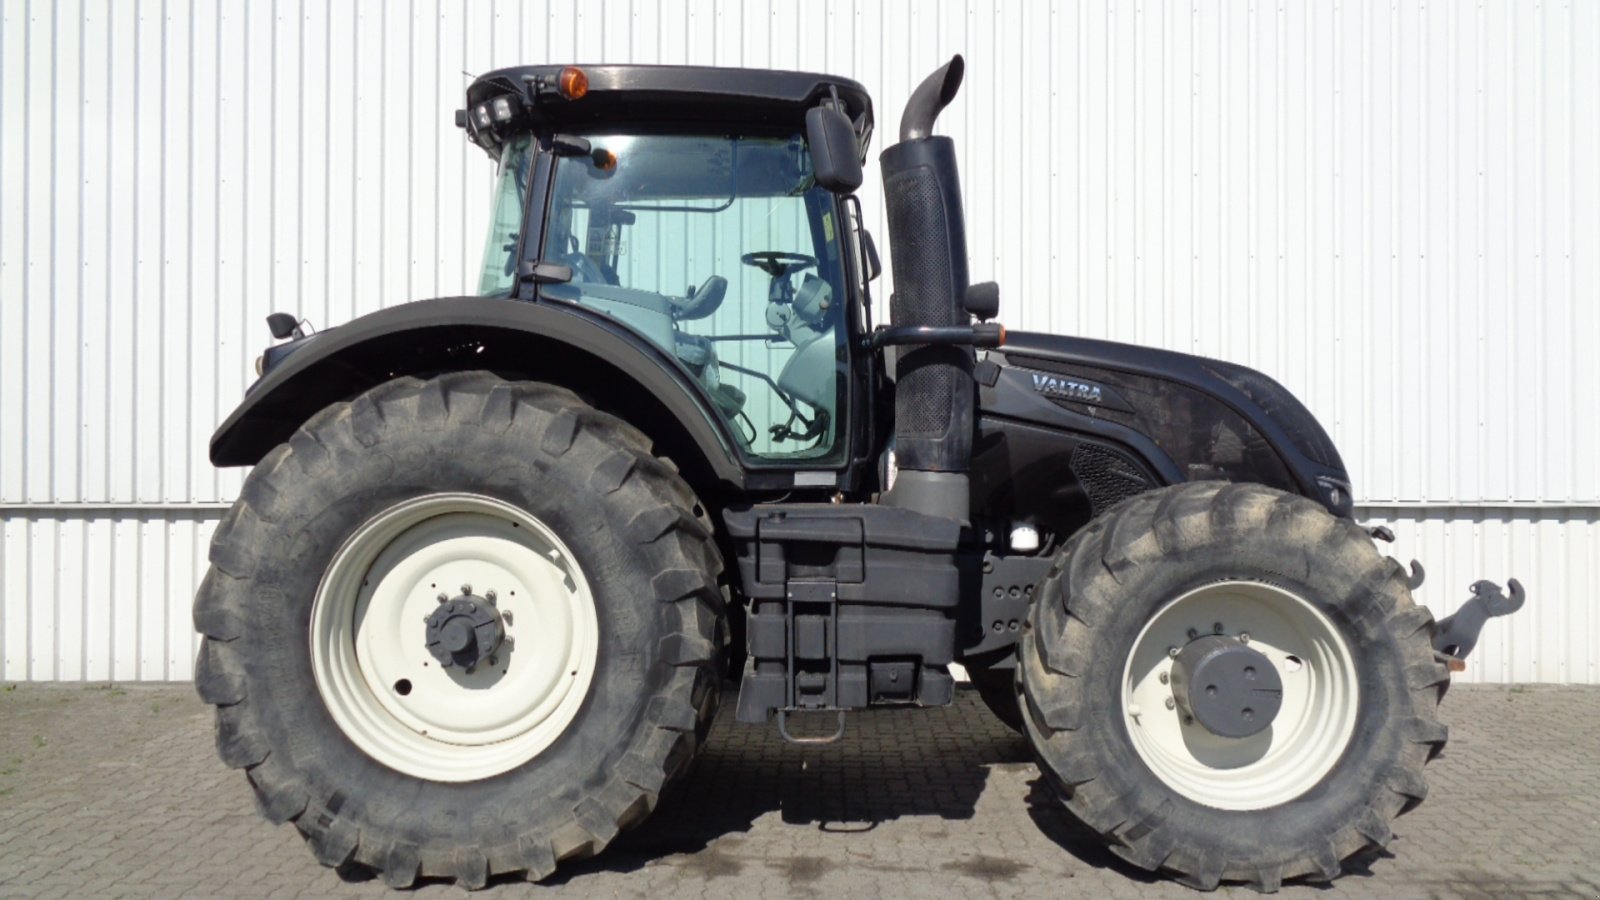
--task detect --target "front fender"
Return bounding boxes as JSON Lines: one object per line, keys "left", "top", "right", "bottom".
{"left": 210, "top": 296, "right": 745, "bottom": 489}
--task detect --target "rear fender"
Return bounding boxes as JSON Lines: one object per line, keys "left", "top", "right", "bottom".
{"left": 210, "top": 297, "right": 745, "bottom": 491}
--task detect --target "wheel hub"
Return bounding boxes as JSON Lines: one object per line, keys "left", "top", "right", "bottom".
{"left": 1170, "top": 635, "right": 1283, "bottom": 738}
{"left": 1122, "top": 581, "right": 1360, "bottom": 810}
{"left": 424, "top": 591, "right": 504, "bottom": 672}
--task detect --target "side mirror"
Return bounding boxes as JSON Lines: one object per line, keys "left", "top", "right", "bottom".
{"left": 266, "top": 312, "right": 303, "bottom": 341}
{"left": 964, "top": 282, "right": 999, "bottom": 321}
{"left": 860, "top": 230, "right": 882, "bottom": 283}
{"left": 805, "top": 106, "right": 864, "bottom": 194}
{"left": 550, "top": 134, "right": 592, "bottom": 156}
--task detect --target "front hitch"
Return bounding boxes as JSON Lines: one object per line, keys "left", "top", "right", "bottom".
{"left": 1432, "top": 579, "right": 1527, "bottom": 669}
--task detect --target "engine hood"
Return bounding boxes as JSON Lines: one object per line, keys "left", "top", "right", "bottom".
{"left": 984, "top": 331, "right": 1354, "bottom": 517}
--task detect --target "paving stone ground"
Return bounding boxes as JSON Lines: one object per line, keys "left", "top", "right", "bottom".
{"left": 1, "top": 683, "right": 1597, "bottom": 899}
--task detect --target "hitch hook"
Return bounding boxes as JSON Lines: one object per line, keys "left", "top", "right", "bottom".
{"left": 1433, "top": 578, "right": 1527, "bottom": 663}
{"left": 1406, "top": 559, "right": 1426, "bottom": 591}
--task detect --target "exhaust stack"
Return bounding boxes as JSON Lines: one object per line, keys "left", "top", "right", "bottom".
{"left": 898, "top": 55, "right": 965, "bottom": 142}
{"left": 879, "top": 56, "right": 974, "bottom": 521}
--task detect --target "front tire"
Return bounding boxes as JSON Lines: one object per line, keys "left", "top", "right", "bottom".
{"left": 194, "top": 373, "right": 724, "bottom": 888}
{"left": 1019, "top": 482, "right": 1448, "bottom": 891}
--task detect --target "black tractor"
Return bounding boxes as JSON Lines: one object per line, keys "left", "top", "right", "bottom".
{"left": 196, "top": 57, "right": 1523, "bottom": 891}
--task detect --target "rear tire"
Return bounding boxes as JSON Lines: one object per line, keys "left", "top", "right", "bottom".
{"left": 1018, "top": 482, "right": 1448, "bottom": 892}
{"left": 194, "top": 372, "right": 724, "bottom": 888}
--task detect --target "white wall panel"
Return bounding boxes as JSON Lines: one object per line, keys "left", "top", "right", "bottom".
{"left": 1, "top": 0, "right": 1596, "bottom": 681}
{"left": 1, "top": 510, "right": 215, "bottom": 682}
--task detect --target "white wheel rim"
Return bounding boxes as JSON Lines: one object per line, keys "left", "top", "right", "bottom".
{"left": 310, "top": 493, "right": 599, "bottom": 782}
{"left": 1121, "top": 581, "right": 1359, "bottom": 810}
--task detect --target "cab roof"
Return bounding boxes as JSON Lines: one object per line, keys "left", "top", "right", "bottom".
{"left": 463, "top": 64, "right": 874, "bottom": 154}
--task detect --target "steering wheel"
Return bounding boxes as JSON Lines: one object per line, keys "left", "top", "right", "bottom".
{"left": 741, "top": 251, "right": 817, "bottom": 278}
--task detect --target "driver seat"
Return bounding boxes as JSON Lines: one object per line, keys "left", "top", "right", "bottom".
{"left": 668, "top": 275, "right": 739, "bottom": 416}
{"left": 668, "top": 275, "right": 727, "bottom": 321}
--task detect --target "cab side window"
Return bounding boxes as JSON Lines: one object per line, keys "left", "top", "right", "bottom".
{"left": 541, "top": 134, "right": 849, "bottom": 464}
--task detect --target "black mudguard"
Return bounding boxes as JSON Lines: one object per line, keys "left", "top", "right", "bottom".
{"left": 974, "top": 331, "right": 1355, "bottom": 528}
{"left": 210, "top": 296, "right": 746, "bottom": 489}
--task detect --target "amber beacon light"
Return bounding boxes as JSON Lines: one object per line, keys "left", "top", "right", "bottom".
{"left": 558, "top": 66, "right": 588, "bottom": 100}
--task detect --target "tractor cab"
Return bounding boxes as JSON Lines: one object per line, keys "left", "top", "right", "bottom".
{"left": 463, "top": 65, "right": 880, "bottom": 466}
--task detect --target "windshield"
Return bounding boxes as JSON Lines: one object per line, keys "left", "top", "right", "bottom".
{"left": 541, "top": 133, "right": 850, "bottom": 464}
{"left": 477, "top": 135, "right": 535, "bottom": 296}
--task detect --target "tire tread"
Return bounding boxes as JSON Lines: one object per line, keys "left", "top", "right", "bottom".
{"left": 193, "top": 372, "right": 724, "bottom": 888}
{"left": 1018, "top": 481, "right": 1446, "bottom": 893}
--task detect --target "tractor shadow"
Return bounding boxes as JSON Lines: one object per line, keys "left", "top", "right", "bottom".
{"left": 540, "top": 684, "right": 1136, "bottom": 886}
{"left": 547, "top": 686, "right": 1020, "bottom": 883}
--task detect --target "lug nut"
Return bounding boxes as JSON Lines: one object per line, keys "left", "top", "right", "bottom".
{"left": 461, "top": 584, "right": 472, "bottom": 596}
{"left": 1186, "top": 627, "right": 1199, "bottom": 640}
{"left": 1165, "top": 697, "right": 1176, "bottom": 710}
{"left": 1168, "top": 646, "right": 1180, "bottom": 658}
{"left": 485, "top": 590, "right": 497, "bottom": 604}
{"left": 436, "top": 593, "right": 448, "bottom": 604}
{"left": 1239, "top": 632, "right": 1251, "bottom": 644}
{"left": 502, "top": 612, "right": 514, "bottom": 627}
{"left": 1213, "top": 622, "right": 1224, "bottom": 634}
{"left": 1159, "top": 671, "right": 1169, "bottom": 685}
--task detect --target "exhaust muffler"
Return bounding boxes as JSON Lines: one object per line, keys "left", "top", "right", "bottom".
{"left": 879, "top": 55, "right": 974, "bottom": 521}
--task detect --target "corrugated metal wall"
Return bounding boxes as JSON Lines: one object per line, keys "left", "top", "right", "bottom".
{"left": 2, "top": 0, "right": 1596, "bottom": 682}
